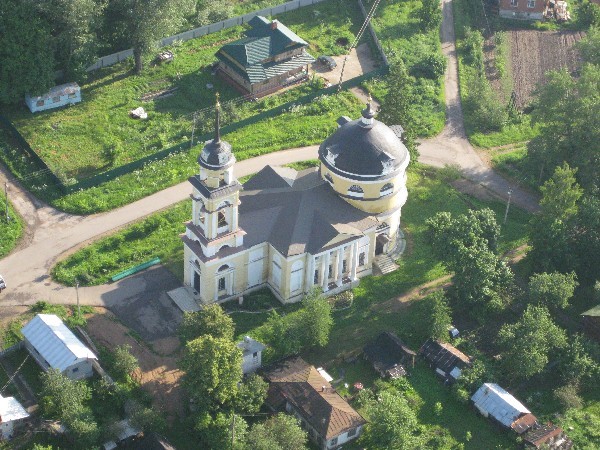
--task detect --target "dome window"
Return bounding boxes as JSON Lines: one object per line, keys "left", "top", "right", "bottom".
{"left": 380, "top": 183, "right": 394, "bottom": 197}
{"left": 324, "top": 173, "right": 334, "bottom": 185}
{"left": 347, "top": 185, "right": 364, "bottom": 198}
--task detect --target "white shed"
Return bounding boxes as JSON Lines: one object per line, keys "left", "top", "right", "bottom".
{"left": 471, "top": 383, "right": 530, "bottom": 428}
{"left": 21, "top": 314, "right": 97, "bottom": 379}
{"left": 237, "top": 336, "right": 266, "bottom": 374}
{"left": 0, "top": 395, "right": 29, "bottom": 439}
{"left": 25, "top": 82, "right": 81, "bottom": 113}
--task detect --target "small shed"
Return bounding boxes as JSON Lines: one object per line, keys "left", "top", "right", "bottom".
{"left": 363, "top": 331, "right": 416, "bottom": 378}
{"left": 237, "top": 336, "right": 266, "bottom": 374}
{"left": 0, "top": 395, "right": 29, "bottom": 440}
{"left": 581, "top": 304, "right": 600, "bottom": 341}
{"left": 471, "top": 383, "right": 535, "bottom": 432}
{"left": 21, "top": 314, "right": 97, "bottom": 379}
{"left": 419, "top": 338, "right": 471, "bottom": 383}
{"left": 523, "top": 423, "right": 573, "bottom": 449}
{"left": 25, "top": 82, "right": 81, "bottom": 113}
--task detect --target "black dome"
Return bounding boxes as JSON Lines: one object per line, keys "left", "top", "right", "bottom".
{"left": 319, "top": 117, "right": 409, "bottom": 179}
{"left": 198, "top": 139, "right": 234, "bottom": 169}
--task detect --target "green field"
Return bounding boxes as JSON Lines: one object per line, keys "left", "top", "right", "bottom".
{"left": 0, "top": 191, "right": 23, "bottom": 258}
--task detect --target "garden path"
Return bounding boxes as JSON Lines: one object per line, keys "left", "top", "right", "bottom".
{"left": 0, "top": 0, "right": 539, "bottom": 307}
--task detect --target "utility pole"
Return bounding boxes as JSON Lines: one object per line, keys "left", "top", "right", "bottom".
{"left": 504, "top": 188, "right": 513, "bottom": 225}
{"left": 4, "top": 182, "right": 9, "bottom": 223}
{"left": 75, "top": 281, "right": 81, "bottom": 318}
{"left": 190, "top": 112, "right": 198, "bottom": 149}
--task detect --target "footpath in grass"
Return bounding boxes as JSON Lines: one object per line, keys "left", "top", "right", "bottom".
{"left": 0, "top": 193, "right": 23, "bottom": 258}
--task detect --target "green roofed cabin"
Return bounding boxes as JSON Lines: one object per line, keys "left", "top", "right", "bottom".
{"left": 215, "top": 16, "right": 315, "bottom": 97}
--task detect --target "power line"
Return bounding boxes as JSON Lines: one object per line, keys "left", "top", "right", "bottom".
{"left": 0, "top": 354, "right": 30, "bottom": 394}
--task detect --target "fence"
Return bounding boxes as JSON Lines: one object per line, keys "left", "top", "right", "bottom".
{"left": 0, "top": 115, "right": 67, "bottom": 193}
{"left": 0, "top": 341, "right": 24, "bottom": 358}
{"left": 87, "top": 0, "right": 330, "bottom": 72}
{"left": 357, "top": 0, "right": 389, "bottom": 66}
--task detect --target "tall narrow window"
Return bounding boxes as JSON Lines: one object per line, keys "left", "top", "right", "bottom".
{"left": 218, "top": 277, "right": 226, "bottom": 291}
{"left": 314, "top": 269, "right": 319, "bottom": 284}
{"left": 218, "top": 212, "right": 227, "bottom": 227}
{"left": 527, "top": 0, "right": 535, "bottom": 7}
{"left": 342, "top": 260, "right": 348, "bottom": 273}
{"left": 359, "top": 252, "right": 366, "bottom": 266}
{"left": 511, "top": 0, "right": 518, "bottom": 6}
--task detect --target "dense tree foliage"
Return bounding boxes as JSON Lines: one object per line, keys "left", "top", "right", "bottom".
{"left": 0, "top": 0, "right": 56, "bottom": 104}
{"left": 497, "top": 305, "right": 567, "bottom": 380}
{"left": 110, "top": 344, "right": 139, "bottom": 381}
{"left": 426, "top": 209, "right": 512, "bottom": 314}
{"left": 379, "top": 59, "right": 420, "bottom": 164}
{"left": 233, "top": 373, "right": 269, "bottom": 414}
{"left": 179, "top": 303, "right": 235, "bottom": 342}
{"left": 422, "top": 291, "right": 452, "bottom": 341}
{"left": 528, "top": 271, "right": 578, "bottom": 310}
{"left": 180, "top": 335, "right": 242, "bottom": 410}
{"left": 245, "top": 413, "right": 308, "bottom": 450}
{"left": 418, "top": 0, "right": 442, "bottom": 32}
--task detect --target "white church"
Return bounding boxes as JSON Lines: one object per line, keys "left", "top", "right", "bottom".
{"left": 181, "top": 96, "right": 409, "bottom": 305}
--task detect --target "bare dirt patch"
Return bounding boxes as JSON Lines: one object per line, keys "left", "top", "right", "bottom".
{"left": 509, "top": 30, "right": 585, "bottom": 108}
{"left": 86, "top": 308, "right": 185, "bottom": 421}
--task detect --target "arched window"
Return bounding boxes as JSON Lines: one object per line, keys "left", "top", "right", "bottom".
{"left": 218, "top": 264, "right": 230, "bottom": 272}
{"left": 324, "top": 173, "right": 333, "bottom": 185}
{"left": 380, "top": 183, "right": 394, "bottom": 197}
{"left": 218, "top": 212, "right": 228, "bottom": 227}
{"left": 217, "top": 200, "right": 231, "bottom": 210}
{"left": 347, "top": 185, "right": 364, "bottom": 198}
{"left": 218, "top": 244, "right": 230, "bottom": 252}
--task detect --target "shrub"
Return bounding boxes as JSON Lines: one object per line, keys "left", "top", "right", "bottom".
{"left": 554, "top": 383, "right": 583, "bottom": 410}
{"left": 411, "top": 53, "right": 446, "bottom": 80}
{"left": 463, "top": 28, "right": 484, "bottom": 73}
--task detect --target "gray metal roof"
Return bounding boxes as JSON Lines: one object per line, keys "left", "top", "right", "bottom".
{"left": 471, "top": 383, "right": 530, "bottom": 427}
{"left": 21, "top": 314, "right": 97, "bottom": 372}
{"left": 0, "top": 395, "right": 29, "bottom": 422}
{"left": 240, "top": 167, "right": 377, "bottom": 256}
{"left": 237, "top": 336, "right": 266, "bottom": 356}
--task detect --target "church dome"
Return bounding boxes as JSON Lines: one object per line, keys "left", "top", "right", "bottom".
{"left": 318, "top": 100, "right": 409, "bottom": 181}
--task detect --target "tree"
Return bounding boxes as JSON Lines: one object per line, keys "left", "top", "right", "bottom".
{"left": 558, "top": 334, "right": 600, "bottom": 387}
{"left": 195, "top": 411, "right": 248, "bottom": 450}
{"left": 245, "top": 413, "right": 308, "bottom": 450}
{"left": 572, "top": 195, "right": 600, "bottom": 283}
{"left": 528, "top": 271, "right": 578, "bottom": 310}
{"left": 38, "top": 0, "right": 104, "bottom": 80}
{"left": 40, "top": 369, "right": 91, "bottom": 421}
{"left": 423, "top": 291, "right": 452, "bottom": 341}
{"left": 497, "top": 305, "right": 567, "bottom": 380}
{"left": 527, "top": 67, "right": 600, "bottom": 190}
{"left": 358, "top": 390, "right": 424, "bottom": 449}
{"left": 107, "top": 0, "right": 194, "bottom": 73}
{"left": 180, "top": 335, "right": 242, "bottom": 410}
{"left": 299, "top": 289, "right": 333, "bottom": 348}
{"left": 577, "top": 26, "right": 600, "bottom": 65}
{"left": 379, "top": 59, "right": 420, "bottom": 164}
{"left": 129, "top": 402, "right": 167, "bottom": 433}
{"left": 233, "top": 373, "right": 269, "bottom": 414}
{"left": 577, "top": 1, "right": 600, "bottom": 28}
{"left": 111, "top": 344, "right": 139, "bottom": 381}
{"left": 529, "top": 163, "right": 583, "bottom": 273}
{"left": 179, "top": 303, "right": 235, "bottom": 342}
{"left": 418, "top": 0, "right": 442, "bottom": 32}
{"left": 0, "top": 0, "right": 55, "bottom": 105}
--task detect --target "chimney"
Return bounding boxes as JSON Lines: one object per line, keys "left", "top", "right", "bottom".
{"left": 271, "top": 20, "right": 278, "bottom": 30}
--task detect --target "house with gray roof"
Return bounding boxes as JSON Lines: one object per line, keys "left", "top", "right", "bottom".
{"left": 237, "top": 336, "right": 266, "bottom": 374}
{"left": 471, "top": 383, "right": 537, "bottom": 433}
{"left": 215, "top": 16, "right": 314, "bottom": 96}
{"left": 21, "top": 314, "right": 97, "bottom": 379}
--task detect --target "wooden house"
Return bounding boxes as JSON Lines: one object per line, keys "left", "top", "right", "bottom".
{"left": 215, "top": 16, "right": 315, "bottom": 97}
{"left": 419, "top": 338, "right": 472, "bottom": 383}
{"left": 498, "top": 0, "right": 546, "bottom": 20}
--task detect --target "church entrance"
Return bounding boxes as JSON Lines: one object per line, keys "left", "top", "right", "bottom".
{"left": 193, "top": 271, "right": 200, "bottom": 293}
{"left": 375, "top": 234, "right": 389, "bottom": 255}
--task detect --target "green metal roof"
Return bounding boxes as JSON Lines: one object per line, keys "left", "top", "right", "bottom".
{"left": 582, "top": 304, "right": 600, "bottom": 317}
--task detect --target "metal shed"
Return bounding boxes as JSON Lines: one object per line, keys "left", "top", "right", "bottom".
{"left": 21, "top": 314, "right": 97, "bottom": 379}
{"left": 471, "top": 383, "right": 531, "bottom": 428}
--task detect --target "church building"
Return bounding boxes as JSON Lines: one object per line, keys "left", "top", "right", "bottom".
{"left": 181, "top": 95, "right": 409, "bottom": 305}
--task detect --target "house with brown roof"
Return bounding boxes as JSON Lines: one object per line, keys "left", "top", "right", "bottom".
{"left": 419, "top": 338, "right": 472, "bottom": 383}
{"left": 523, "top": 424, "right": 573, "bottom": 449}
{"left": 498, "top": 0, "right": 546, "bottom": 20}
{"left": 263, "top": 356, "right": 367, "bottom": 449}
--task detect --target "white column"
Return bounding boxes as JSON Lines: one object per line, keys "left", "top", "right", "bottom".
{"left": 305, "top": 255, "right": 314, "bottom": 291}
{"left": 336, "top": 247, "right": 344, "bottom": 285}
{"left": 214, "top": 277, "right": 219, "bottom": 302}
{"left": 211, "top": 213, "right": 218, "bottom": 239}
{"left": 192, "top": 201, "right": 197, "bottom": 225}
{"left": 231, "top": 205, "right": 239, "bottom": 231}
{"left": 322, "top": 252, "right": 330, "bottom": 292}
{"left": 351, "top": 241, "right": 359, "bottom": 280}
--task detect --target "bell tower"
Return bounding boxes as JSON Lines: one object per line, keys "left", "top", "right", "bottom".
{"left": 182, "top": 94, "right": 246, "bottom": 300}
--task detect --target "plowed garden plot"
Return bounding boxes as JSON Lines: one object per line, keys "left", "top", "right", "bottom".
{"left": 509, "top": 30, "right": 585, "bottom": 108}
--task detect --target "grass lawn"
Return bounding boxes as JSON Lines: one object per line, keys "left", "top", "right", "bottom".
{"left": 363, "top": 0, "right": 446, "bottom": 137}
{"left": 0, "top": 192, "right": 23, "bottom": 258}
{"left": 490, "top": 146, "right": 541, "bottom": 191}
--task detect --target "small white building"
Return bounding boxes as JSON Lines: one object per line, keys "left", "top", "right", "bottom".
{"left": 471, "top": 383, "right": 534, "bottom": 430}
{"left": 0, "top": 395, "right": 29, "bottom": 439}
{"left": 21, "top": 314, "right": 97, "bottom": 380}
{"left": 25, "top": 82, "right": 81, "bottom": 113}
{"left": 237, "top": 336, "right": 266, "bottom": 374}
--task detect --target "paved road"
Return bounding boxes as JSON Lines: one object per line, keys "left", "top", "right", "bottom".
{"left": 0, "top": 0, "right": 538, "bottom": 307}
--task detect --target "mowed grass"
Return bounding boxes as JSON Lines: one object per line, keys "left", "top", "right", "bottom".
{"left": 5, "top": 2, "right": 365, "bottom": 183}
{"left": 0, "top": 193, "right": 23, "bottom": 258}
{"left": 363, "top": 0, "right": 446, "bottom": 137}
